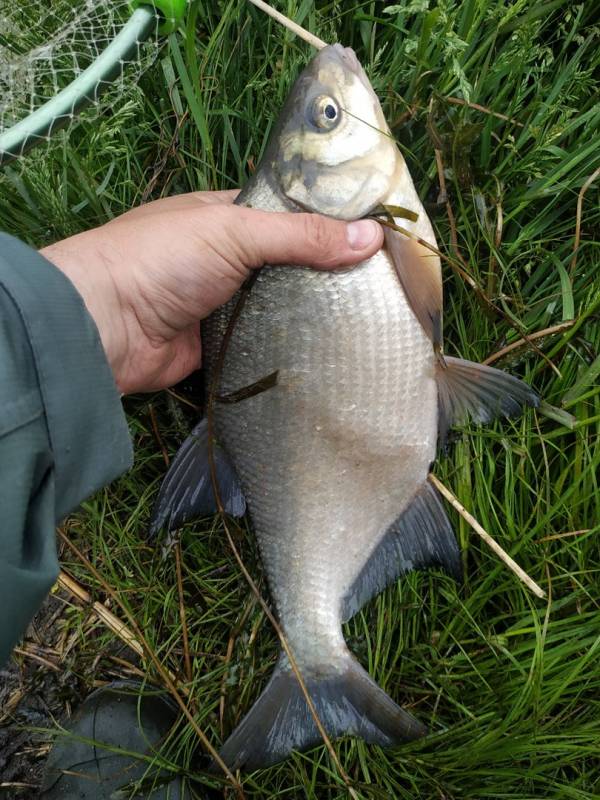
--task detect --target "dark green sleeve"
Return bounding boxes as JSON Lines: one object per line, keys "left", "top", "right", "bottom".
{"left": 0, "top": 234, "right": 133, "bottom": 664}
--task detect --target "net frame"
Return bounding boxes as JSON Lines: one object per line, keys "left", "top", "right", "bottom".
{"left": 0, "top": 1, "right": 181, "bottom": 165}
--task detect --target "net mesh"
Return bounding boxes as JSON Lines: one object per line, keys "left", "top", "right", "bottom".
{"left": 0, "top": 0, "right": 164, "bottom": 159}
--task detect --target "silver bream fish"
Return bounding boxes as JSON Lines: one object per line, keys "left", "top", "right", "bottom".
{"left": 150, "top": 45, "right": 538, "bottom": 769}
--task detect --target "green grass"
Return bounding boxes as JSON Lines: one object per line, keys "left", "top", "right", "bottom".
{"left": 1, "top": 1, "right": 599, "bottom": 798}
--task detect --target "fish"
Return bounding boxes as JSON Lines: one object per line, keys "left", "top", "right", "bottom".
{"left": 149, "top": 44, "right": 539, "bottom": 769}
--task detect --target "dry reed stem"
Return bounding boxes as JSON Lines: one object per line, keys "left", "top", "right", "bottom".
{"left": 487, "top": 178, "right": 503, "bottom": 297}
{"left": 444, "top": 95, "right": 524, "bottom": 126}
{"left": 483, "top": 321, "right": 575, "bottom": 365}
{"left": 174, "top": 542, "right": 193, "bottom": 687}
{"left": 537, "top": 529, "right": 591, "bottom": 543}
{"left": 57, "top": 570, "right": 145, "bottom": 660}
{"left": 150, "top": 404, "right": 194, "bottom": 690}
{"left": 248, "top": 0, "right": 327, "bottom": 49}
{"left": 219, "top": 597, "right": 256, "bottom": 736}
{"left": 165, "top": 388, "right": 201, "bottom": 411}
{"left": 0, "top": 688, "right": 24, "bottom": 725}
{"left": 570, "top": 165, "right": 600, "bottom": 277}
{"left": 433, "top": 146, "right": 469, "bottom": 272}
{"left": 13, "top": 646, "right": 60, "bottom": 672}
{"left": 0, "top": 784, "right": 37, "bottom": 791}
{"left": 428, "top": 474, "right": 546, "bottom": 599}
{"left": 148, "top": 402, "right": 170, "bottom": 467}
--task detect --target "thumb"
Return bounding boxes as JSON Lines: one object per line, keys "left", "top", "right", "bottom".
{"left": 224, "top": 206, "right": 384, "bottom": 270}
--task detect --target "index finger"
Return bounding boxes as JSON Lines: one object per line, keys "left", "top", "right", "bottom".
{"left": 111, "top": 189, "right": 240, "bottom": 224}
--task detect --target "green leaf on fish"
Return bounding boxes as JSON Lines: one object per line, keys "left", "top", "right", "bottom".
{"left": 370, "top": 204, "right": 419, "bottom": 223}
{"left": 216, "top": 370, "right": 279, "bottom": 404}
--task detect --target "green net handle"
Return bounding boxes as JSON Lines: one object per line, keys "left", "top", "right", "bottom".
{"left": 130, "top": 0, "right": 187, "bottom": 34}
{"left": 0, "top": 0, "right": 187, "bottom": 165}
{"left": 0, "top": 8, "right": 155, "bottom": 165}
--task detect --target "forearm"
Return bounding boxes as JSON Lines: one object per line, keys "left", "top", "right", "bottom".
{"left": 0, "top": 234, "right": 133, "bottom": 663}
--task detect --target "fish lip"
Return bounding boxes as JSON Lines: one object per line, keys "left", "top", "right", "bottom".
{"left": 339, "top": 45, "right": 362, "bottom": 76}
{"left": 326, "top": 43, "right": 372, "bottom": 91}
{"left": 326, "top": 43, "right": 361, "bottom": 75}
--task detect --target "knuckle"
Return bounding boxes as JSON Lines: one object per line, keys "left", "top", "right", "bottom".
{"left": 305, "top": 214, "right": 336, "bottom": 254}
{"left": 211, "top": 203, "right": 235, "bottom": 229}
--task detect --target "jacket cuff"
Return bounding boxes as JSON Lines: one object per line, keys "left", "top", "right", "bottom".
{"left": 0, "top": 234, "right": 133, "bottom": 519}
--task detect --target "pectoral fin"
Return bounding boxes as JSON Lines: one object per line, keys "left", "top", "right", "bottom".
{"left": 148, "top": 418, "right": 246, "bottom": 538}
{"left": 436, "top": 356, "right": 540, "bottom": 444}
{"left": 384, "top": 226, "right": 443, "bottom": 349}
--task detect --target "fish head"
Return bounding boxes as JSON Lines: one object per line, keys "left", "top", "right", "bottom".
{"left": 269, "top": 44, "right": 403, "bottom": 220}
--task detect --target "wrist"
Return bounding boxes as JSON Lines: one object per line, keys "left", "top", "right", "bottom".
{"left": 40, "top": 233, "right": 128, "bottom": 391}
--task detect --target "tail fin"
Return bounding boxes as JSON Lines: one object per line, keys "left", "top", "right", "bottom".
{"left": 219, "top": 653, "right": 426, "bottom": 770}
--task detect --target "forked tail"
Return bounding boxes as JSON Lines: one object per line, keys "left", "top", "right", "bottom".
{"left": 219, "top": 651, "right": 426, "bottom": 770}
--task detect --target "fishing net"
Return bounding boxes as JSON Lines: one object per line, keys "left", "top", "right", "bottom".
{"left": 0, "top": 0, "right": 179, "bottom": 164}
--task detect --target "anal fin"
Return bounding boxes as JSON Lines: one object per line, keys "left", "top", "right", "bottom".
{"left": 342, "top": 481, "right": 461, "bottom": 622}
{"left": 148, "top": 418, "right": 246, "bottom": 538}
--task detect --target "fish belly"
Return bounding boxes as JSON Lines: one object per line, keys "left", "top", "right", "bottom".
{"left": 204, "top": 250, "right": 437, "bottom": 673}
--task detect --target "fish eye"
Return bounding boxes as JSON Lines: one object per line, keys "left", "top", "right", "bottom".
{"left": 309, "top": 95, "right": 341, "bottom": 130}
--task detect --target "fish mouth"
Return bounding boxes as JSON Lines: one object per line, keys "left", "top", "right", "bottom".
{"left": 337, "top": 44, "right": 361, "bottom": 75}
{"left": 326, "top": 43, "right": 372, "bottom": 91}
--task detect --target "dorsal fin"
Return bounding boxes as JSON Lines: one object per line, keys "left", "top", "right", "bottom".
{"left": 384, "top": 226, "right": 443, "bottom": 349}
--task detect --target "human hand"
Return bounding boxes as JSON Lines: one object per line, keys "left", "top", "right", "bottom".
{"left": 40, "top": 191, "right": 383, "bottom": 394}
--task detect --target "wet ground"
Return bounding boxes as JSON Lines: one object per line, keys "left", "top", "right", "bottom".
{"left": 0, "top": 594, "right": 82, "bottom": 797}
{"left": 0, "top": 581, "right": 140, "bottom": 799}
